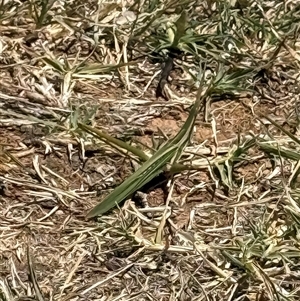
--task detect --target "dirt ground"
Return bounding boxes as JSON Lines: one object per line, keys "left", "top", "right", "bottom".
{"left": 1, "top": 78, "right": 298, "bottom": 300}
{"left": 1, "top": 1, "right": 300, "bottom": 301}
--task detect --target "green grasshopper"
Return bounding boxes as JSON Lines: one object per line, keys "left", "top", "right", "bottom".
{"left": 80, "top": 84, "right": 212, "bottom": 218}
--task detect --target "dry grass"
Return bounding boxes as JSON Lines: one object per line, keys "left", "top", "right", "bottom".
{"left": 1, "top": 0, "right": 300, "bottom": 300}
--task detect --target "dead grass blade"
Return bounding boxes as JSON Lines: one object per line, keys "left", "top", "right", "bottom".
{"left": 27, "top": 246, "right": 45, "bottom": 301}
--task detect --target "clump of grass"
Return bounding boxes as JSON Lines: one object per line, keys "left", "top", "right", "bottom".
{"left": 29, "top": 0, "right": 57, "bottom": 29}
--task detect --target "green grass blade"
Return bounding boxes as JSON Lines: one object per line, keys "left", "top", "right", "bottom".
{"left": 258, "top": 115, "right": 300, "bottom": 145}
{"left": 42, "top": 56, "right": 65, "bottom": 73}
{"left": 78, "top": 122, "right": 150, "bottom": 162}
{"left": 172, "top": 10, "right": 187, "bottom": 48}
